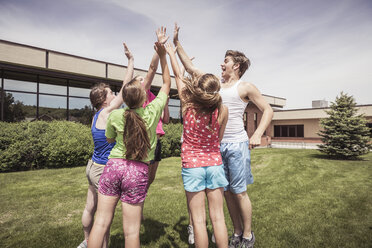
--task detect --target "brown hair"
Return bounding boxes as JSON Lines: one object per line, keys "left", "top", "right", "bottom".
{"left": 122, "top": 77, "right": 150, "bottom": 161}
{"left": 225, "top": 50, "right": 250, "bottom": 78}
{"left": 181, "top": 74, "right": 222, "bottom": 119}
{"left": 90, "top": 83, "right": 111, "bottom": 110}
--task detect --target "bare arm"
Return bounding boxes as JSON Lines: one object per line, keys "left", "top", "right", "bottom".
{"left": 245, "top": 82, "right": 273, "bottom": 149}
{"left": 155, "top": 42, "right": 171, "bottom": 96}
{"left": 164, "top": 42, "right": 185, "bottom": 102}
{"left": 105, "top": 42, "right": 134, "bottom": 112}
{"left": 173, "top": 23, "right": 204, "bottom": 77}
{"left": 218, "top": 104, "right": 229, "bottom": 142}
{"left": 143, "top": 52, "right": 159, "bottom": 90}
{"left": 162, "top": 97, "right": 170, "bottom": 124}
{"left": 143, "top": 26, "right": 169, "bottom": 91}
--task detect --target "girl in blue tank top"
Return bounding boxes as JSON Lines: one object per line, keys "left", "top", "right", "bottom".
{"left": 77, "top": 43, "right": 134, "bottom": 248}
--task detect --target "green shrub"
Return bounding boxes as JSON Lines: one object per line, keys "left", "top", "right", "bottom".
{"left": 0, "top": 121, "right": 93, "bottom": 172}
{"left": 39, "top": 121, "right": 93, "bottom": 168}
{"left": 0, "top": 120, "right": 182, "bottom": 172}
{"left": 160, "top": 123, "right": 182, "bottom": 158}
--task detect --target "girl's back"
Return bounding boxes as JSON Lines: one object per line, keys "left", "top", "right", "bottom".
{"left": 181, "top": 108, "right": 222, "bottom": 168}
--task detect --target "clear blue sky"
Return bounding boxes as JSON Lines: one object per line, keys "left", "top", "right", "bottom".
{"left": 1, "top": 0, "right": 371, "bottom": 109}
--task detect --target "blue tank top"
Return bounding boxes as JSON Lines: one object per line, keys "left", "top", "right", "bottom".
{"left": 91, "top": 109, "right": 115, "bottom": 165}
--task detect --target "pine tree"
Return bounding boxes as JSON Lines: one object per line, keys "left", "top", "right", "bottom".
{"left": 318, "top": 92, "right": 371, "bottom": 159}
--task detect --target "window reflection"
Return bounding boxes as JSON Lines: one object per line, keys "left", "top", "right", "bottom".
{"left": 2, "top": 91, "right": 37, "bottom": 121}
{"left": 169, "top": 106, "right": 180, "bottom": 119}
{"left": 69, "top": 97, "right": 93, "bottom": 125}
{"left": 70, "top": 80, "right": 93, "bottom": 97}
{"left": 39, "top": 95, "right": 67, "bottom": 120}
{"left": 4, "top": 79, "right": 37, "bottom": 92}
{"left": 39, "top": 76, "right": 67, "bottom": 95}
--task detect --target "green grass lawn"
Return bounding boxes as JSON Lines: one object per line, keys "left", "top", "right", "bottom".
{"left": 0, "top": 149, "right": 371, "bottom": 248}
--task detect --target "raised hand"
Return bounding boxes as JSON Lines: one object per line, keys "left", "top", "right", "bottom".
{"left": 173, "top": 22, "right": 180, "bottom": 44}
{"left": 154, "top": 42, "right": 166, "bottom": 57}
{"left": 164, "top": 42, "right": 176, "bottom": 55}
{"left": 123, "top": 42, "right": 133, "bottom": 60}
{"left": 156, "top": 26, "right": 169, "bottom": 44}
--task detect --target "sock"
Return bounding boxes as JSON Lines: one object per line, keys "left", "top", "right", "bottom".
{"left": 243, "top": 232, "right": 253, "bottom": 241}
{"left": 234, "top": 232, "right": 242, "bottom": 237}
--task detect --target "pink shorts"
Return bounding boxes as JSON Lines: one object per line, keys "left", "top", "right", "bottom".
{"left": 98, "top": 158, "right": 149, "bottom": 204}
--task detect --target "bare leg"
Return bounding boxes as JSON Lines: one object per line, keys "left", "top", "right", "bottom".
{"left": 224, "top": 190, "right": 243, "bottom": 235}
{"left": 122, "top": 201, "right": 144, "bottom": 248}
{"left": 187, "top": 194, "right": 193, "bottom": 226}
{"left": 82, "top": 185, "right": 98, "bottom": 241}
{"left": 147, "top": 161, "right": 159, "bottom": 188}
{"left": 87, "top": 193, "right": 118, "bottom": 248}
{"left": 235, "top": 191, "right": 252, "bottom": 237}
{"left": 206, "top": 188, "right": 228, "bottom": 248}
{"left": 186, "top": 191, "right": 208, "bottom": 248}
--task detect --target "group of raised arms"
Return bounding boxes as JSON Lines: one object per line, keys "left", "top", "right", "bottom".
{"left": 78, "top": 23, "right": 273, "bottom": 248}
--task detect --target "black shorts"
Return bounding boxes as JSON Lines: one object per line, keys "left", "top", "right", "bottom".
{"left": 152, "top": 139, "right": 162, "bottom": 162}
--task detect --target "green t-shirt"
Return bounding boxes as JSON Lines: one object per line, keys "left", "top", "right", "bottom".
{"left": 105, "top": 91, "right": 167, "bottom": 163}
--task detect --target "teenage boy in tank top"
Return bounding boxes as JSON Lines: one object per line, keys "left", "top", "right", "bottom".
{"left": 173, "top": 23, "right": 273, "bottom": 248}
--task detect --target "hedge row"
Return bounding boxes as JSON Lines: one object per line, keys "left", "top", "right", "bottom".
{"left": 0, "top": 121, "right": 182, "bottom": 172}
{"left": 0, "top": 121, "right": 94, "bottom": 172}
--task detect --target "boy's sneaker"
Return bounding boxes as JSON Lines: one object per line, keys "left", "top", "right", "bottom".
{"left": 187, "top": 225, "right": 195, "bottom": 245}
{"left": 228, "top": 233, "right": 242, "bottom": 248}
{"left": 77, "top": 240, "right": 88, "bottom": 248}
{"left": 239, "top": 232, "right": 255, "bottom": 248}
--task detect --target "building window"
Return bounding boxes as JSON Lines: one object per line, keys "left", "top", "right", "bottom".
{"left": 274, "top": 125, "right": 304, "bottom": 137}
{"left": 69, "top": 97, "right": 93, "bottom": 125}
{"left": 368, "top": 123, "right": 372, "bottom": 137}
{"left": 2, "top": 71, "right": 38, "bottom": 121}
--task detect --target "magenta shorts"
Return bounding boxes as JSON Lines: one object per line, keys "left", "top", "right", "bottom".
{"left": 98, "top": 158, "right": 149, "bottom": 204}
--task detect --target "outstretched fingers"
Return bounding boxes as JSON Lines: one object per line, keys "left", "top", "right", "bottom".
{"left": 156, "top": 26, "right": 169, "bottom": 44}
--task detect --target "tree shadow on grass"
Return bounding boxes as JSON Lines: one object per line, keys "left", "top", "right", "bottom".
{"left": 109, "top": 218, "right": 169, "bottom": 248}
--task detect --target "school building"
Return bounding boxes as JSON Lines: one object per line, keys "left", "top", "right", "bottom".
{"left": 1, "top": 39, "right": 371, "bottom": 147}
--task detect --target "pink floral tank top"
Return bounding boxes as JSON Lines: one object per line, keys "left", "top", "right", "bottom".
{"left": 181, "top": 108, "right": 222, "bottom": 168}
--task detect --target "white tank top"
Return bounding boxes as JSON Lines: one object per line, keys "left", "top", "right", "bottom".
{"left": 219, "top": 80, "right": 249, "bottom": 143}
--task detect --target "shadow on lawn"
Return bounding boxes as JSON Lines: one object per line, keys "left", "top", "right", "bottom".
{"left": 109, "top": 218, "right": 169, "bottom": 247}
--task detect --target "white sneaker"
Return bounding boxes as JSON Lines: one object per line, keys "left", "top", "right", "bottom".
{"left": 187, "top": 225, "right": 195, "bottom": 245}
{"left": 77, "top": 240, "right": 87, "bottom": 248}
{"left": 211, "top": 233, "right": 216, "bottom": 243}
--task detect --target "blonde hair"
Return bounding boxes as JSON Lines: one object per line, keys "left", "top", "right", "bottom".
{"left": 122, "top": 77, "right": 150, "bottom": 161}
{"left": 181, "top": 73, "right": 222, "bottom": 118}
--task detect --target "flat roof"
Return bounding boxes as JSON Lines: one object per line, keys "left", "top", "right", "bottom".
{"left": 273, "top": 104, "right": 372, "bottom": 120}
{"left": 0, "top": 39, "right": 286, "bottom": 107}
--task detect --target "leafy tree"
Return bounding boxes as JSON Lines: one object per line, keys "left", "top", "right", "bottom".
{"left": 318, "top": 92, "right": 371, "bottom": 159}
{"left": 0, "top": 89, "right": 26, "bottom": 122}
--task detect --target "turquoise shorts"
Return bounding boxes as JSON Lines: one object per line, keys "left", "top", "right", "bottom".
{"left": 181, "top": 164, "right": 228, "bottom": 192}
{"left": 220, "top": 141, "right": 254, "bottom": 194}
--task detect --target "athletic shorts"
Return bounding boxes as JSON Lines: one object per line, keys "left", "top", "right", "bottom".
{"left": 98, "top": 158, "right": 149, "bottom": 204}
{"left": 220, "top": 141, "right": 254, "bottom": 194}
{"left": 181, "top": 164, "right": 228, "bottom": 192}
{"left": 86, "top": 159, "right": 105, "bottom": 190}
{"left": 151, "top": 139, "right": 162, "bottom": 163}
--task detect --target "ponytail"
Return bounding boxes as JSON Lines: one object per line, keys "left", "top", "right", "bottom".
{"left": 123, "top": 109, "right": 150, "bottom": 161}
